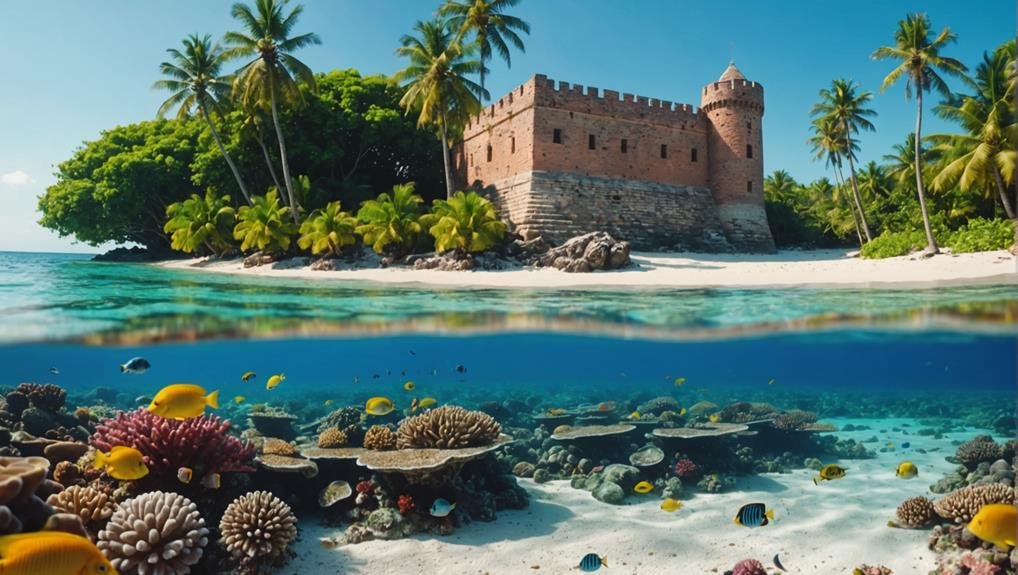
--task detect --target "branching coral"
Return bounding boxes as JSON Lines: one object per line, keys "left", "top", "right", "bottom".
{"left": 934, "top": 484, "right": 1016, "bottom": 523}
{"left": 895, "top": 495, "right": 937, "bottom": 528}
{"left": 16, "top": 383, "right": 66, "bottom": 411}
{"left": 97, "top": 490, "right": 209, "bottom": 575}
{"left": 91, "top": 408, "right": 254, "bottom": 478}
{"left": 46, "top": 485, "right": 115, "bottom": 540}
{"left": 397, "top": 494, "right": 415, "bottom": 515}
{"left": 363, "top": 425, "right": 397, "bottom": 451}
{"left": 674, "top": 458, "right": 700, "bottom": 478}
{"left": 396, "top": 405, "right": 501, "bottom": 449}
{"left": 772, "top": 409, "right": 819, "bottom": 431}
{"left": 220, "top": 491, "right": 297, "bottom": 570}
{"left": 955, "top": 436, "right": 1003, "bottom": 468}
{"left": 317, "top": 427, "right": 348, "bottom": 448}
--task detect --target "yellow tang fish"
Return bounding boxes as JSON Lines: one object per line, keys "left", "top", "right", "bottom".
{"left": 813, "top": 463, "right": 847, "bottom": 485}
{"left": 418, "top": 397, "right": 437, "bottom": 409}
{"left": 660, "top": 498, "right": 683, "bottom": 512}
{"left": 233, "top": 395, "right": 246, "bottom": 404}
{"left": 403, "top": 381, "right": 415, "bottom": 392}
{"left": 266, "top": 373, "right": 286, "bottom": 390}
{"left": 365, "top": 396, "right": 395, "bottom": 416}
{"left": 679, "top": 408, "right": 687, "bottom": 416}
{"left": 323, "top": 399, "right": 333, "bottom": 406}
{"left": 633, "top": 481, "right": 654, "bottom": 494}
{"left": 895, "top": 461, "right": 918, "bottom": 479}
{"left": 674, "top": 377, "right": 686, "bottom": 386}
{"left": 240, "top": 371, "right": 256, "bottom": 382}
{"left": 967, "top": 503, "right": 1017, "bottom": 549}
{"left": 148, "top": 384, "right": 219, "bottom": 419}
{"left": 708, "top": 414, "right": 720, "bottom": 423}
{"left": 93, "top": 445, "right": 149, "bottom": 481}
{"left": 0, "top": 530, "right": 116, "bottom": 575}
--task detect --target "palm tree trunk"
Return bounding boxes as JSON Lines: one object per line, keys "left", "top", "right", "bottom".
{"left": 992, "top": 166, "right": 1016, "bottom": 220}
{"left": 257, "top": 134, "right": 284, "bottom": 194}
{"left": 914, "top": 90, "right": 938, "bottom": 254}
{"left": 200, "top": 103, "right": 253, "bottom": 205}
{"left": 835, "top": 163, "right": 863, "bottom": 246}
{"left": 268, "top": 72, "right": 301, "bottom": 223}
{"left": 842, "top": 121, "right": 872, "bottom": 242}
{"left": 439, "top": 109, "right": 454, "bottom": 199}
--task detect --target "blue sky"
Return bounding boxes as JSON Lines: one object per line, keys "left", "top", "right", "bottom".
{"left": 0, "top": 1, "right": 1009, "bottom": 253}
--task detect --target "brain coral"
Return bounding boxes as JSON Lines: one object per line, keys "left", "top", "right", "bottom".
{"left": 934, "top": 483, "right": 1016, "bottom": 523}
{"left": 895, "top": 495, "right": 936, "bottom": 528}
{"left": 396, "top": 405, "right": 501, "bottom": 449}
{"left": 98, "top": 490, "right": 209, "bottom": 575}
{"left": 317, "top": 427, "right": 348, "bottom": 449}
{"left": 220, "top": 491, "right": 297, "bottom": 568}
{"left": 363, "top": 425, "right": 397, "bottom": 451}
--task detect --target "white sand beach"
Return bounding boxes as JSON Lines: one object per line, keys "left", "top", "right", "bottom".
{"left": 158, "top": 249, "right": 1017, "bottom": 289}
{"left": 289, "top": 418, "right": 989, "bottom": 575}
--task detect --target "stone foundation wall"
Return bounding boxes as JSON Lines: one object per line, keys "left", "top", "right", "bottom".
{"left": 480, "top": 171, "right": 730, "bottom": 251}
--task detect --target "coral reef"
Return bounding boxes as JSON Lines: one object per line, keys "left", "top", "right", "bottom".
{"left": 220, "top": 491, "right": 298, "bottom": 573}
{"left": 318, "top": 406, "right": 366, "bottom": 444}
{"left": 397, "top": 494, "right": 415, "bottom": 515}
{"left": 674, "top": 458, "right": 700, "bottom": 478}
{"left": 854, "top": 566, "right": 893, "bottom": 575}
{"left": 0, "top": 455, "right": 67, "bottom": 535}
{"left": 954, "top": 436, "right": 1004, "bottom": 468}
{"left": 895, "top": 495, "right": 937, "bottom": 528}
{"left": 247, "top": 406, "right": 299, "bottom": 441}
{"left": 97, "top": 490, "right": 209, "bottom": 575}
{"left": 317, "top": 427, "right": 348, "bottom": 448}
{"left": 46, "top": 485, "right": 115, "bottom": 540}
{"left": 396, "top": 405, "right": 501, "bottom": 449}
{"left": 772, "top": 409, "right": 819, "bottom": 431}
{"left": 261, "top": 437, "right": 299, "bottom": 456}
{"left": 363, "top": 425, "right": 398, "bottom": 451}
{"left": 727, "top": 558, "right": 767, "bottom": 575}
{"left": 934, "top": 484, "right": 1016, "bottom": 523}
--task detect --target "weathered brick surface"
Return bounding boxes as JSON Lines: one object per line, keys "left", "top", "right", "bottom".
{"left": 454, "top": 70, "right": 776, "bottom": 253}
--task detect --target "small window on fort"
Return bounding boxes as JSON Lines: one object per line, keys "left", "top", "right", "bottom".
{"left": 553, "top": 129, "right": 562, "bottom": 144}
{"left": 691, "top": 148, "right": 698, "bottom": 162}
{"left": 486, "top": 145, "right": 492, "bottom": 162}
{"left": 589, "top": 135, "right": 596, "bottom": 150}
{"left": 747, "top": 121, "right": 752, "bottom": 132}
{"left": 747, "top": 180, "right": 753, "bottom": 193}
{"left": 746, "top": 144, "right": 753, "bottom": 159}
{"left": 511, "top": 137, "right": 516, "bottom": 154}
{"left": 621, "top": 139, "right": 628, "bottom": 154}
{"left": 660, "top": 144, "right": 668, "bottom": 159}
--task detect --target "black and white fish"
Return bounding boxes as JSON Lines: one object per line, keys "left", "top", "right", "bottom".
{"left": 120, "top": 357, "right": 151, "bottom": 374}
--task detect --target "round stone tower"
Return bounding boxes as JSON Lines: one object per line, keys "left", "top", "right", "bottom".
{"left": 700, "top": 63, "right": 775, "bottom": 252}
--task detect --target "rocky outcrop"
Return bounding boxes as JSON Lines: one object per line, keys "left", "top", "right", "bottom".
{"left": 534, "top": 232, "right": 631, "bottom": 273}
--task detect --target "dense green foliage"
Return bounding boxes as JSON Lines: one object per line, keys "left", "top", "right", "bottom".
{"left": 420, "top": 191, "right": 506, "bottom": 254}
{"left": 297, "top": 201, "right": 358, "bottom": 256}
{"left": 947, "top": 218, "right": 1016, "bottom": 253}
{"left": 233, "top": 190, "right": 297, "bottom": 253}
{"left": 164, "top": 190, "right": 236, "bottom": 256}
{"left": 439, "top": 0, "right": 530, "bottom": 98}
{"left": 356, "top": 183, "right": 425, "bottom": 255}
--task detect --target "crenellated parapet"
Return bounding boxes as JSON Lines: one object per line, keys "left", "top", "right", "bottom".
{"left": 700, "top": 79, "right": 764, "bottom": 114}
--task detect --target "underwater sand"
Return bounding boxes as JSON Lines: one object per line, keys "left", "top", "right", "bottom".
{"left": 291, "top": 417, "right": 995, "bottom": 575}
{"left": 159, "top": 249, "right": 1018, "bottom": 289}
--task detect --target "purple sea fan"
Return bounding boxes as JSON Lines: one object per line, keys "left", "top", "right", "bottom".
{"left": 729, "top": 558, "right": 767, "bottom": 575}
{"left": 91, "top": 408, "right": 255, "bottom": 477}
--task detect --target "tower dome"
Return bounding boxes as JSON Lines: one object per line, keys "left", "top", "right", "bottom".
{"left": 718, "top": 61, "right": 746, "bottom": 82}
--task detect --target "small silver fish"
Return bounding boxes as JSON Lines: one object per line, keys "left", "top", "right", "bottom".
{"left": 429, "top": 498, "right": 456, "bottom": 517}
{"left": 120, "top": 357, "right": 151, "bottom": 374}
{"left": 48, "top": 367, "right": 60, "bottom": 375}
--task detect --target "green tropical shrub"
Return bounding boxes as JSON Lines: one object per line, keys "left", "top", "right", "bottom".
{"left": 298, "top": 201, "right": 359, "bottom": 256}
{"left": 356, "top": 183, "right": 424, "bottom": 255}
{"left": 421, "top": 191, "right": 506, "bottom": 255}
{"left": 860, "top": 229, "right": 933, "bottom": 259}
{"left": 947, "top": 218, "right": 1016, "bottom": 253}
{"left": 233, "top": 190, "right": 297, "bottom": 254}
{"left": 164, "top": 190, "right": 236, "bottom": 256}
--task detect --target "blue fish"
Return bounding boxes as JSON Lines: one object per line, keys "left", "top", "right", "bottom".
{"left": 579, "top": 553, "right": 607, "bottom": 572}
{"left": 429, "top": 498, "right": 456, "bottom": 518}
{"left": 901, "top": 442, "right": 911, "bottom": 449}
{"left": 734, "top": 502, "right": 774, "bottom": 527}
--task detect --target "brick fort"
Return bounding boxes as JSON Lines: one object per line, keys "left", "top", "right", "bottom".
{"left": 454, "top": 63, "right": 776, "bottom": 253}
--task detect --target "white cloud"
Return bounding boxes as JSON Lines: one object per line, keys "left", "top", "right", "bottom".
{"left": 1, "top": 170, "right": 35, "bottom": 186}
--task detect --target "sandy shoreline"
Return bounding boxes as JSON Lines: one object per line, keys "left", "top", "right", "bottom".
{"left": 156, "top": 249, "right": 1018, "bottom": 290}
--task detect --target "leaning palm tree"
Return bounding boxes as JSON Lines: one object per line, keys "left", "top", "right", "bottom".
{"left": 873, "top": 13, "right": 968, "bottom": 254}
{"left": 225, "top": 0, "right": 321, "bottom": 222}
{"left": 930, "top": 40, "right": 1016, "bottom": 219}
{"left": 811, "top": 78, "right": 877, "bottom": 242}
{"left": 439, "top": 0, "right": 530, "bottom": 99}
{"left": 241, "top": 109, "right": 284, "bottom": 194}
{"left": 394, "top": 19, "right": 487, "bottom": 198}
{"left": 153, "top": 34, "right": 253, "bottom": 205}
{"left": 809, "top": 116, "right": 864, "bottom": 245}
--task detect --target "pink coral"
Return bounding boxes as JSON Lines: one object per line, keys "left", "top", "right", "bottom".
{"left": 958, "top": 552, "right": 1000, "bottom": 575}
{"left": 397, "top": 494, "right": 415, "bottom": 516}
{"left": 730, "top": 558, "right": 766, "bottom": 575}
{"left": 91, "top": 408, "right": 254, "bottom": 478}
{"left": 674, "top": 458, "right": 700, "bottom": 478}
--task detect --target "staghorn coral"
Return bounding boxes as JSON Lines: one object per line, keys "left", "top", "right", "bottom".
{"left": 262, "top": 437, "right": 298, "bottom": 456}
{"left": 895, "top": 495, "right": 937, "bottom": 528}
{"left": 934, "top": 483, "right": 1016, "bottom": 523}
{"left": 317, "top": 427, "right": 348, "bottom": 449}
{"left": 220, "top": 491, "right": 297, "bottom": 571}
{"left": 46, "top": 485, "right": 115, "bottom": 540}
{"left": 97, "top": 490, "right": 208, "bottom": 575}
{"left": 363, "top": 425, "right": 397, "bottom": 451}
{"left": 17, "top": 382, "right": 66, "bottom": 411}
{"left": 955, "top": 436, "right": 1003, "bottom": 468}
{"left": 772, "top": 409, "right": 819, "bottom": 431}
{"left": 91, "top": 408, "right": 254, "bottom": 479}
{"left": 397, "top": 406, "right": 500, "bottom": 449}
{"left": 729, "top": 558, "right": 767, "bottom": 575}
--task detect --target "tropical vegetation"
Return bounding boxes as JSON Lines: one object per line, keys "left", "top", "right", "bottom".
{"left": 297, "top": 201, "right": 359, "bottom": 257}
{"left": 164, "top": 190, "right": 236, "bottom": 256}
{"left": 356, "top": 183, "right": 425, "bottom": 255}
{"left": 233, "top": 190, "right": 297, "bottom": 254}
{"left": 420, "top": 191, "right": 507, "bottom": 254}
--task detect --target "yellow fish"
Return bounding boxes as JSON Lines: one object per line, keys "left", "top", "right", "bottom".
{"left": 240, "top": 371, "right": 256, "bottom": 382}
{"left": 813, "top": 463, "right": 847, "bottom": 485}
{"left": 886, "top": 442, "right": 895, "bottom": 449}
{"left": 967, "top": 503, "right": 1017, "bottom": 549}
{"left": 177, "top": 467, "right": 193, "bottom": 484}
{"left": 403, "top": 381, "right": 415, "bottom": 391}
{"left": 323, "top": 399, "right": 333, "bottom": 406}
{"left": 708, "top": 414, "right": 720, "bottom": 423}
{"left": 233, "top": 395, "right": 246, "bottom": 404}
{"left": 628, "top": 411, "right": 641, "bottom": 419}
{"left": 418, "top": 397, "right": 437, "bottom": 409}
{"left": 679, "top": 407, "right": 687, "bottom": 416}
{"left": 148, "top": 384, "right": 219, "bottom": 419}
{"left": 660, "top": 498, "right": 683, "bottom": 512}
{"left": 633, "top": 481, "right": 654, "bottom": 494}
{"left": 93, "top": 445, "right": 149, "bottom": 481}
{"left": 365, "top": 396, "right": 395, "bottom": 416}
{"left": 674, "top": 377, "right": 686, "bottom": 386}
{"left": 266, "top": 373, "right": 285, "bottom": 390}
{"left": 895, "top": 461, "right": 918, "bottom": 479}
{"left": 0, "top": 530, "right": 116, "bottom": 575}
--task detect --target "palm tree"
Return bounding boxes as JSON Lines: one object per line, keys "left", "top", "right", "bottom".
{"left": 394, "top": 19, "right": 487, "bottom": 198}
{"left": 226, "top": 0, "right": 321, "bottom": 222}
{"left": 241, "top": 109, "right": 284, "bottom": 193}
{"left": 930, "top": 40, "right": 1016, "bottom": 219}
{"left": 164, "top": 190, "right": 237, "bottom": 256}
{"left": 297, "top": 201, "right": 358, "bottom": 257}
{"left": 857, "top": 161, "right": 894, "bottom": 200}
{"left": 764, "top": 170, "right": 799, "bottom": 205}
{"left": 873, "top": 13, "right": 968, "bottom": 254}
{"left": 809, "top": 116, "right": 864, "bottom": 245}
{"left": 233, "top": 189, "right": 297, "bottom": 254}
{"left": 439, "top": 0, "right": 530, "bottom": 99}
{"left": 811, "top": 79, "right": 877, "bottom": 242}
{"left": 356, "top": 183, "right": 425, "bottom": 255}
{"left": 421, "top": 190, "right": 506, "bottom": 254}
{"left": 153, "top": 34, "right": 253, "bottom": 204}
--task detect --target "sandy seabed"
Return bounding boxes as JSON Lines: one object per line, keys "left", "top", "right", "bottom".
{"left": 158, "top": 249, "right": 1018, "bottom": 290}
{"left": 287, "top": 418, "right": 995, "bottom": 575}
